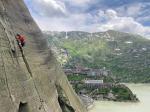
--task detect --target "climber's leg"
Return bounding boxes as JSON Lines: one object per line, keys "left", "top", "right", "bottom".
{"left": 21, "top": 42, "right": 25, "bottom": 47}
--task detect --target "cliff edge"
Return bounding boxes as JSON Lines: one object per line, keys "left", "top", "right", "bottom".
{"left": 0, "top": 0, "right": 87, "bottom": 112}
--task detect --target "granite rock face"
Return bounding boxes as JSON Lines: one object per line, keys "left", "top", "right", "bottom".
{"left": 0, "top": 0, "right": 86, "bottom": 112}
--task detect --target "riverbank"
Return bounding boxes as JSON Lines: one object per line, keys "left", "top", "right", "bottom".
{"left": 80, "top": 83, "right": 139, "bottom": 103}
{"left": 79, "top": 95, "right": 94, "bottom": 110}
{"left": 89, "top": 83, "right": 150, "bottom": 112}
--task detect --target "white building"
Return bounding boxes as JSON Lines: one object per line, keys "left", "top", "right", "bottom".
{"left": 84, "top": 80, "right": 104, "bottom": 88}
{"left": 84, "top": 80, "right": 103, "bottom": 84}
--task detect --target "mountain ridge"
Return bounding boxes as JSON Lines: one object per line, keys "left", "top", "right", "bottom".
{"left": 44, "top": 30, "right": 149, "bottom": 39}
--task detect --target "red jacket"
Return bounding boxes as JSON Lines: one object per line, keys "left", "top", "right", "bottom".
{"left": 16, "top": 35, "right": 25, "bottom": 43}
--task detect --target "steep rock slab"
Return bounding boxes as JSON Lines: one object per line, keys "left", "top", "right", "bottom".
{"left": 0, "top": 0, "right": 87, "bottom": 112}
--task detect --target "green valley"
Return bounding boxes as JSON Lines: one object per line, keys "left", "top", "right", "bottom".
{"left": 45, "top": 30, "right": 150, "bottom": 83}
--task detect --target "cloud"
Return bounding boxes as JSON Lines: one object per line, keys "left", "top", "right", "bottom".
{"left": 137, "top": 16, "right": 150, "bottom": 25}
{"left": 63, "top": 0, "right": 91, "bottom": 5}
{"left": 105, "top": 9, "right": 117, "bottom": 19}
{"left": 127, "top": 3, "right": 143, "bottom": 16}
{"left": 34, "top": 13, "right": 93, "bottom": 31}
{"left": 116, "top": 3, "right": 143, "bottom": 17}
{"left": 24, "top": 0, "right": 150, "bottom": 38}
{"left": 98, "top": 9, "right": 150, "bottom": 37}
{"left": 24, "top": 0, "right": 67, "bottom": 17}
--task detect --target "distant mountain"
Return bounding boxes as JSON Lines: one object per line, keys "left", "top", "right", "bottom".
{"left": 44, "top": 30, "right": 150, "bottom": 83}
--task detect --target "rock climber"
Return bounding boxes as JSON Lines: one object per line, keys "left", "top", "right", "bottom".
{"left": 16, "top": 33, "right": 26, "bottom": 47}
{"left": 11, "top": 34, "right": 26, "bottom": 55}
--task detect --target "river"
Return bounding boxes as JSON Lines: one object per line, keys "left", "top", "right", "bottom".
{"left": 89, "top": 84, "right": 150, "bottom": 112}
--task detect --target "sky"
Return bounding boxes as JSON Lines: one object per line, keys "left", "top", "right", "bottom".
{"left": 24, "top": 0, "right": 150, "bottom": 37}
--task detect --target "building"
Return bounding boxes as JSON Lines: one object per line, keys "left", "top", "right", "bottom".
{"left": 84, "top": 80, "right": 104, "bottom": 88}
{"left": 84, "top": 80, "right": 114, "bottom": 89}
{"left": 84, "top": 80, "right": 104, "bottom": 84}
{"left": 64, "top": 67, "right": 111, "bottom": 77}
{"left": 87, "top": 69, "right": 110, "bottom": 76}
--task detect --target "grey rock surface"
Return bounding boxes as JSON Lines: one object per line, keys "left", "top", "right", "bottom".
{"left": 0, "top": 0, "right": 87, "bottom": 112}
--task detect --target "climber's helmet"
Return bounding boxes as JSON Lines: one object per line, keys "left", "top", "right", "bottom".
{"left": 17, "top": 33, "right": 20, "bottom": 36}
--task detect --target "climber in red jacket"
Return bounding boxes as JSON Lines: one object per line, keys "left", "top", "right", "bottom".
{"left": 16, "top": 34, "right": 26, "bottom": 47}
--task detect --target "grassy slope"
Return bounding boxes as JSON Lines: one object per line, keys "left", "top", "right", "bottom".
{"left": 46, "top": 30, "right": 150, "bottom": 83}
